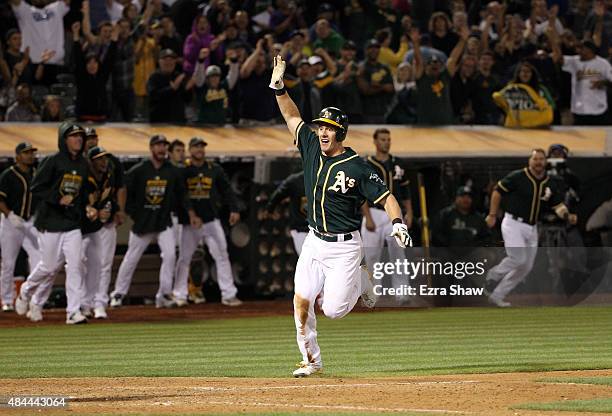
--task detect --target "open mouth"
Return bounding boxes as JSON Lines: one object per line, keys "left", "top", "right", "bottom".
{"left": 321, "top": 137, "right": 330, "bottom": 145}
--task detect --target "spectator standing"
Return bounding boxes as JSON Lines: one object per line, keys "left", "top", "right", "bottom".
{"left": 193, "top": 49, "right": 239, "bottom": 124}
{"left": 159, "top": 14, "right": 183, "bottom": 58}
{"left": 429, "top": 12, "right": 459, "bottom": 57}
{"left": 332, "top": 40, "right": 363, "bottom": 123}
{"left": 5, "top": 83, "right": 40, "bottom": 121}
{"left": 147, "top": 48, "right": 194, "bottom": 123}
{"left": 9, "top": 0, "right": 69, "bottom": 68}
{"left": 412, "top": 27, "right": 466, "bottom": 125}
{"left": 133, "top": 19, "right": 159, "bottom": 119}
{"left": 237, "top": 39, "right": 277, "bottom": 124}
{"left": 312, "top": 19, "right": 344, "bottom": 58}
{"left": 493, "top": 61, "right": 554, "bottom": 128}
{"left": 552, "top": 38, "right": 612, "bottom": 125}
{"left": 283, "top": 30, "right": 311, "bottom": 71}
{"left": 287, "top": 59, "right": 320, "bottom": 121}
{"left": 357, "top": 39, "right": 394, "bottom": 123}
{"left": 385, "top": 61, "right": 417, "bottom": 124}
{"left": 111, "top": 17, "right": 138, "bottom": 122}
{"left": 472, "top": 51, "right": 502, "bottom": 125}
{"left": 376, "top": 28, "right": 409, "bottom": 76}
{"left": 233, "top": 10, "right": 256, "bottom": 48}
{"left": 3, "top": 29, "right": 34, "bottom": 85}
{"left": 584, "top": 0, "right": 611, "bottom": 57}
{"left": 450, "top": 54, "right": 477, "bottom": 124}
{"left": 72, "top": 22, "right": 118, "bottom": 122}
{"left": 269, "top": 0, "right": 305, "bottom": 44}
{"left": 183, "top": 15, "right": 222, "bottom": 75}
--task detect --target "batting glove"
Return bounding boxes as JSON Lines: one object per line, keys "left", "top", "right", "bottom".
{"left": 269, "top": 55, "right": 286, "bottom": 90}
{"left": 390, "top": 222, "right": 412, "bottom": 248}
{"left": 7, "top": 211, "right": 25, "bottom": 230}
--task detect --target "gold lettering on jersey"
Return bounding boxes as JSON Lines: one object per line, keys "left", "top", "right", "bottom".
{"left": 204, "top": 89, "right": 228, "bottom": 108}
{"left": 60, "top": 171, "right": 82, "bottom": 197}
{"left": 187, "top": 174, "right": 213, "bottom": 199}
{"left": 577, "top": 68, "right": 602, "bottom": 81}
{"left": 145, "top": 176, "right": 167, "bottom": 208}
{"left": 327, "top": 170, "right": 356, "bottom": 193}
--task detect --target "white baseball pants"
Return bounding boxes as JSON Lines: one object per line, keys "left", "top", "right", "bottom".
{"left": 174, "top": 219, "right": 237, "bottom": 301}
{"left": 293, "top": 229, "right": 365, "bottom": 367}
{"left": 0, "top": 215, "right": 40, "bottom": 306}
{"left": 487, "top": 214, "right": 539, "bottom": 302}
{"left": 111, "top": 227, "right": 175, "bottom": 302}
{"left": 289, "top": 229, "right": 308, "bottom": 255}
{"left": 20, "top": 229, "right": 83, "bottom": 314}
{"left": 80, "top": 226, "right": 116, "bottom": 310}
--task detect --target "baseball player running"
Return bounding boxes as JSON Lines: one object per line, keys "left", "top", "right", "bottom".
{"left": 80, "top": 146, "right": 123, "bottom": 319}
{"left": 174, "top": 137, "right": 243, "bottom": 307}
{"left": 270, "top": 55, "right": 412, "bottom": 377}
{"left": 110, "top": 135, "right": 193, "bottom": 308}
{"left": 361, "top": 128, "right": 413, "bottom": 296}
{"left": 266, "top": 171, "right": 308, "bottom": 255}
{"left": 485, "top": 148, "right": 577, "bottom": 307}
{"left": 16, "top": 122, "right": 97, "bottom": 324}
{"left": 0, "top": 142, "right": 41, "bottom": 312}
{"left": 82, "top": 128, "right": 126, "bottom": 319}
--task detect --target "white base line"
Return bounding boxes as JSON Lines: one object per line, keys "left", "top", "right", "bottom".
{"left": 204, "top": 399, "right": 471, "bottom": 414}
{"left": 192, "top": 380, "right": 480, "bottom": 392}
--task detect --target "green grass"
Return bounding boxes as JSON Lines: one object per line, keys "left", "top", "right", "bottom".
{"left": 538, "top": 376, "right": 612, "bottom": 386}
{"left": 1, "top": 306, "right": 611, "bottom": 378}
{"left": 514, "top": 398, "right": 612, "bottom": 413}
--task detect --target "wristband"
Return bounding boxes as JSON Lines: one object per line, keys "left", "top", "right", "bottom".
{"left": 392, "top": 218, "right": 402, "bottom": 225}
{"left": 274, "top": 87, "right": 287, "bottom": 96}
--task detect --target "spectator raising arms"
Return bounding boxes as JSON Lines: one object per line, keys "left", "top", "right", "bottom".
{"left": 183, "top": 16, "right": 220, "bottom": 75}
{"left": 493, "top": 61, "right": 554, "bottom": 128}
{"left": 72, "top": 21, "right": 118, "bottom": 122}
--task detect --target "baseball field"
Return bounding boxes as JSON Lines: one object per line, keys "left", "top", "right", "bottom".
{"left": 1, "top": 302, "right": 611, "bottom": 416}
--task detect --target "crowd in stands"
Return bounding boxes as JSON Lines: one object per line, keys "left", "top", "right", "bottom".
{"left": 0, "top": 0, "right": 610, "bottom": 127}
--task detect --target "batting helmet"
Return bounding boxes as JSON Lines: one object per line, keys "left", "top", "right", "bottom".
{"left": 312, "top": 107, "right": 349, "bottom": 141}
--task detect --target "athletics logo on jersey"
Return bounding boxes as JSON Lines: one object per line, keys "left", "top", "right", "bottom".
{"left": 328, "top": 171, "right": 356, "bottom": 193}
{"left": 369, "top": 172, "right": 384, "bottom": 184}
{"left": 393, "top": 165, "right": 405, "bottom": 180}
{"left": 60, "top": 171, "right": 82, "bottom": 197}
{"left": 541, "top": 186, "right": 552, "bottom": 201}
{"left": 145, "top": 176, "right": 167, "bottom": 208}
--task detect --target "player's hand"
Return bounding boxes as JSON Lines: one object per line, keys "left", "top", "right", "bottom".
{"left": 568, "top": 213, "right": 578, "bottom": 225}
{"left": 114, "top": 210, "right": 126, "bottom": 226}
{"left": 86, "top": 205, "right": 98, "bottom": 221}
{"left": 229, "top": 212, "right": 240, "bottom": 226}
{"left": 189, "top": 212, "right": 203, "bottom": 229}
{"left": 390, "top": 222, "right": 412, "bottom": 248}
{"left": 7, "top": 211, "right": 25, "bottom": 230}
{"left": 269, "top": 55, "right": 286, "bottom": 90}
{"left": 365, "top": 216, "right": 376, "bottom": 232}
{"left": 486, "top": 214, "right": 496, "bottom": 228}
{"left": 99, "top": 207, "right": 112, "bottom": 223}
{"left": 59, "top": 195, "right": 74, "bottom": 206}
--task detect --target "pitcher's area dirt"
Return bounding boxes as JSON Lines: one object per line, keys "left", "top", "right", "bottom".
{"left": 2, "top": 370, "right": 612, "bottom": 416}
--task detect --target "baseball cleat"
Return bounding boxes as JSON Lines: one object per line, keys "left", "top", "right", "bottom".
{"left": 488, "top": 296, "right": 511, "bottom": 308}
{"left": 26, "top": 303, "right": 43, "bottom": 322}
{"left": 2, "top": 304, "right": 14, "bottom": 312}
{"left": 110, "top": 294, "right": 124, "bottom": 308}
{"left": 15, "top": 295, "right": 28, "bottom": 316}
{"left": 81, "top": 307, "right": 93, "bottom": 319}
{"left": 155, "top": 294, "right": 177, "bottom": 309}
{"left": 292, "top": 361, "right": 322, "bottom": 378}
{"left": 175, "top": 298, "right": 188, "bottom": 307}
{"left": 359, "top": 265, "right": 377, "bottom": 308}
{"left": 93, "top": 306, "right": 108, "bottom": 319}
{"left": 188, "top": 289, "right": 206, "bottom": 304}
{"left": 66, "top": 311, "right": 88, "bottom": 324}
{"left": 221, "top": 297, "right": 243, "bottom": 306}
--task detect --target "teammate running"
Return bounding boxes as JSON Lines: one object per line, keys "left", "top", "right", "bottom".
{"left": 270, "top": 55, "right": 412, "bottom": 377}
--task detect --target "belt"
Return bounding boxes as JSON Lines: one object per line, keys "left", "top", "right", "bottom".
{"left": 312, "top": 228, "right": 353, "bottom": 242}
{"left": 509, "top": 214, "right": 535, "bottom": 226}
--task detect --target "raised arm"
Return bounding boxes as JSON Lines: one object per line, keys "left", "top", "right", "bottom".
{"left": 270, "top": 55, "right": 303, "bottom": 138}
{"left": 410, "top": 28, "right": 423, "bottom": 79}
{"left": 240, "top": 39, "right": 265, "bottom": 79}
{"left": 447, "top": 26, "right": 469, "bottom": 77}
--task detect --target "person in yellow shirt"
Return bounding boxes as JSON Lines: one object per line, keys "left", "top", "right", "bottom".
{"left": 133, "top": 22, "right": 159, "bottom": 120}
{"left": 375, "top": 28, "right": 409, "bottom": 76}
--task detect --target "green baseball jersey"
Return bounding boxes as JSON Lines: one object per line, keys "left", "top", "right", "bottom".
{"left": 365, "top": 155, "right": 411, "bottom": 208}
{"left": 496, "top": 168, "right": 563, "bottom": 225}
{"left": 295, "top": 121, "right": 390, "bottom": 234}
{"left": 0, "top": 164, "right": 35, "bottom": 220}
{"left": 82, "top": 160, "right": 123, "bottom": 235}
{"left": 432, "top": 204, "right": 490, "bottom": 247}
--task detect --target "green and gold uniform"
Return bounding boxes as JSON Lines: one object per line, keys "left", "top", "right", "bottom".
{"left": 295, "top": 121, "right": 390, "bottom": 234}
